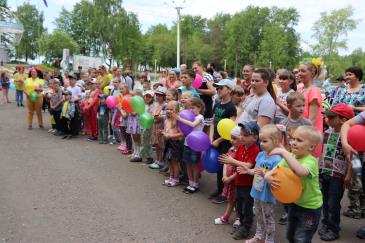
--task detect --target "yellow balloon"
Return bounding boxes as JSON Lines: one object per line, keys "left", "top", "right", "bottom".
{"left": 103, "top": 86, "right": 110, "bottom": 95}
{"left": 271, "top": 166, "right": 302, "bottom": 204}
{"left": 217, "top": 118, "right": 236, "bottom": 140}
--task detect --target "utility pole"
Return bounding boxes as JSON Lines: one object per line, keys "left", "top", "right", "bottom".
{"left": 165, "top": 1, "right": 185, "bottom": 68}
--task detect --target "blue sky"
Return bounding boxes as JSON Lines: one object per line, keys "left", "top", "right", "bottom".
{"left": 7, "top": 0, "right": 365, "bottom": 55}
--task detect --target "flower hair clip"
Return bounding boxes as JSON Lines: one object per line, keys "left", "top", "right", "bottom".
{"left": 311, "top": 58, "right": 324, "bottom": 68}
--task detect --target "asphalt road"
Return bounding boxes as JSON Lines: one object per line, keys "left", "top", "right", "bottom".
{"left": 0, "top": 93, "right": 364, "bottom": 243}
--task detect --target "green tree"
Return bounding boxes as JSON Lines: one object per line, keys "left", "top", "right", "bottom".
{"left": 15, "top": 3, "right": 45, "bottom": 62}
{"left": 311, "top": 6, "right": 359, "bottom": 73}
{"left": 38, "top": 30, "right": 79, "bottom": 61}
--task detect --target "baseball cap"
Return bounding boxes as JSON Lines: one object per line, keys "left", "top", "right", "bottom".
{"left": 230, "top": 126, "right": 241, "bottom": 137}
{"left": 213, "top": 78, "right": 235, "bottom": 89}
{"left": 323, "top": 103, "right": 355, "bottom": 120}
{"left": 238, "top": 122, "right": 259, "bottom": 135}
{"left": 154, "top": 86, "right": 167, "bottom": 95}
{"left": 144, "top": 90, "right": 155, "bottom": 97}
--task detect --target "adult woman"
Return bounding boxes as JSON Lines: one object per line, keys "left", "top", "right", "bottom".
{"left": 241, "top": 64, "right": 254, "bottom": 90}
{"left": 49, "top": 79, "right": 63, "bottom": 135}
{"left": 0, "top": 72, "right": 10, "bottom": 104}
{"left": 62, "top": 70, "right": 70, "bottom": 89}
{"left": 158, "top": 69, "right": 168, "bottom": 87}
{"left": 237, "top": 68, "right": 276, "bottom": 128}
{"left": 166, "top": 70, "right": 181, "bottom": 89}
{"left": 332, "top": 67, "right": 365, "bottom": 113}
{"left": 192, "top": 61, "right": 216, "bottom": 129}
{"left": 84, "top": 78, "right": 100, "bottom": 140}
{"left": 24, "top": 69, "right": 45, "bottom": 129}
{"left": 298, "top": 62, "right": 323, "bottom": 157}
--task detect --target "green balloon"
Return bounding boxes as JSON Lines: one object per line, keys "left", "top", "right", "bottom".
{"left": 140, "top": 112, "right": 154, "bottom": 129}
{"left": 29, "top": 91, "right": 38, "bottom": 102}
{"left": 130, "top": 96, "right": 145, "bottom": 114}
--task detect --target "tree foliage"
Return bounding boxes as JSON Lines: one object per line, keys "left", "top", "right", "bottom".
{"left": 14, "top": 3, "right": 45, "bottom": 62}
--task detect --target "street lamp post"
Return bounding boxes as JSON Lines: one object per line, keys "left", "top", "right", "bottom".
{"left": 176, "top": 6, "right": 182, "bottom": 68}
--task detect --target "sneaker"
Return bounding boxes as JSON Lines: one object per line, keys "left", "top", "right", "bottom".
{"left": 88, "top": 136, "right": 97, "bottom": 141}
{"left": 233, "top": 218, "right": 241, "bottom": 228}
{"left": 149, "top": 162, "right": 162, "bottom": 169}
{"left": 54, "top": 131, "right": 63, "bottom": 136}
{"left": 320, "top": 230, "right": 339, "bottom": 241}
{"left": 213, "top": 195, "right": 227, "bottom": 204}
{"left": 67, "top": 135, "right": 73, "bottom": 140}
{"left": 356, "top": 227, "right": 365, "bottom": 239}
{"left": 343, "top": 209, "right": 361, "bottom": 219}
{"left": 214, "top": 216, "right": 228, "bottom": 225}
{"left": 163, "top": 177, "right": 173, "bottom": 185}
{"left": 232, "top": 226, "right": 249, "bottom": 240}
{"left": 21, "top": 104, "right": 24, "bottom": 107}
{"left": 48, "top": 129, "right": 53, "bottom": 133}
{"left": 184, "top": 185, "right": 198, "bottom": 194}
{"left": 278, "top": 213, "right": 288, "bottom": 225}
{"left": 159, "top": 164, "right": 169, "bottom": 173}
{"left": 318, "top": 224, "right": 328, "bottom": 236}
{"left": 245, "top": 237, "right": 265, "bottom": 243}
{"left": 130, "top": 157, "right": 142, "bottom": 162}
{"left": 208, "top": 190, "right": 220, "bottom": 200}
{"left": 146, "top": 157, "right": 154, "bottom": 164}
{"left": 62, "top": 135, "right": 68, "bottom": 139}
{"left": 167, "top": 178, "right": 180, "bottom": 187}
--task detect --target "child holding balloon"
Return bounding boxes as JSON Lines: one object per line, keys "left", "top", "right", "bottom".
{"left": 139, "top": 90, "right": 155, "bottom": 164}
{"left": 240, "top": 124, "right": 282, "bottom": 243}
{"left": 176, "top": 97, "right": 205, "bottom": 193}
{"left": 265, "top": 125, "right": 323, "bottom": 243}
{"left": 128, "top": 89, "right": 143, "bottom": 162}
{"left": 162, "top": 101, "right": 184, "bottom": 186}
{"left": 118, "top": 83, "right": 132, "bottom": 154}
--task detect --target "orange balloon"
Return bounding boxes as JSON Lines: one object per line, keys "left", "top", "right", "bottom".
{"left": 121, "top": 96, "right": 133, "bottom": 113}
{"left": 271, "top": 166, "right": 302, "bottom": 204}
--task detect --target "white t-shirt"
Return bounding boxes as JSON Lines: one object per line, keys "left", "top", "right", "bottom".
{"left": 237, "top": 91, "right": 276, "bottom": 124}
{"left": 184, "top": 114, "right": 204, "bottom": 146}
{"left": 67, "top": 85, "right": 82, "bottom": 101}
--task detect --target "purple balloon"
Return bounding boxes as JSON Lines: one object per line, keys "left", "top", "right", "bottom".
{"left": 186, "top": 131, "right": 211, "bottom": 152}
{"left": 177, "top": 109, "right": 195, "bottom": 136}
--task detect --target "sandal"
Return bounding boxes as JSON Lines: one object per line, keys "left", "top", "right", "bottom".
{"left": 163, "top": 177, "right": 173, "bottom": 185}
{"left": 167, "top": 178, "right": 180, "bottom": 187}
{"left": 245, "top": 237, "right": 265, "bottom": 243}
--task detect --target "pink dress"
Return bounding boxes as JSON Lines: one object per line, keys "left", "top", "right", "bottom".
{"left": 302, "top": 86, "right": 323, "bottom": 157}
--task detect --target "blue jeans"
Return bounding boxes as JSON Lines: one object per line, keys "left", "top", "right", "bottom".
{"left": 16, "top": 90, "right": 23, "bottom": 105}
{"left": 287, "top": 204, "right": 321, "bottom": 243}
{"left": 320, "top": 175, "right": 345, "bottom": 233}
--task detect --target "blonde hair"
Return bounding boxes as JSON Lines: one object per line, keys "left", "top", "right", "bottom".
{"left": 167, "top": 101, "right": 179, "bottom": 128}
{"left": 295, "top": 125, "right": 323, "bottom": 146}
{"left": 287, "top": 92, "right": 305, "bottom": 105}
{"left": 181, "top": 91, "right": 194, "bottom": 99}
{"left": 260, "top": 124, "right": 282, "bottom": 147}
{"left": 189, "top": 97, "right": 205, "bottom": 114}
{"left": 134, "top": 89, "right": 143, "bottom": 97}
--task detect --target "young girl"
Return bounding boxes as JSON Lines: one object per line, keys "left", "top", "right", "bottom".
{"left": 265, "top": 126, "right": 323, "bottom": 243}
{"left": 179, "top": 91, "right": 194, "bottom": 110}
{"left": 166, "top": 88, "right": 179, "bottom": 102}
{"left": 1, "top": 72, "right": 10, "bottom": 104}
{"left": 128, "top": 89, "right": 143, "bottom": 162}
{"left": 275, "top": 70, "right": 296, "bottom": 124}
{"left": 176, "top": 97, "right": 205, "bottom": 193}
{"left": 214, "top": 126, "right": 241, "bottom": 226}
{"left": 118, "top": 83, "right": 132, "bottom": 154}
{"left": 162, "top": 100, "right": 183, "bottom": 186}
{"left": 241, "top": 125, "right": 282, "bottom": 243}
{"left": 110, "top": 78, "right": 121, "bottom": 144}
{"left": 139, "top": 90, "right": 155, "bottom": 164}
{"left": 149, "top": 86, "right": 167, "bottom": 169}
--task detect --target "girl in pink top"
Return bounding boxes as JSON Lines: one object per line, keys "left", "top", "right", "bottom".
{"left": 298, "top": 62, "right": 323, "bottom": 157}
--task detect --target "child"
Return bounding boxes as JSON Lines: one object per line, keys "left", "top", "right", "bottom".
{"left": 275, "top": 70, "right": 296, "bottom": 124}
{"left": 140, "top": 90, "right": 155, "bottom": 164}
{"left": 118, "top": 83, "right": 132, "bottom": 154}
{"left": 179, "top": 91, "right": 194, "bottom": 110}
{"left": 277, "top": 92, "right": 312, "bottom": 225}
{"left": 14, "top": 67, "right": 25, "bottom": 106}
{"left": 265, "top": 125, "right": 323, "bottom": 243}
{"left": 243, "top": 125, "right": 282, "bottom": 243}
{"left": 214, "top": 126, "right": 241, "bottom": 227}
{"left": 318, "top": 104, "right": 354, "bottom": 241}
{"left": 231, "top": 86, "right": 246, "bottom": 119}
{"left": 166, "top": 88, "right": 179, "bottom": 102}
{"left": 97, "top": 94, "right": 110, "bottom": 144}
{"left": 219, "top": 122, "right": 260, "bottom": 240}
{"left": 341, "top": 110, "right": 365, "bottom": 239}
{"left": 162, "top": 100, "right": 184, "bottom": 186}
{"left": 210, "top": 79, "right": 237, "bottom": 204}
{"left": 49, "top": 79, "right": 63, "bottom": 136}
{"left": 179, "top": 69, "right": 200, "bottom": 97}
{"left": 149, "top": 86, "right": 167, "bottom": 169}
{"left": 176, "top": 97, "right": 205, "bottom": 193}
{"left": 60, "top": 90, "right": 76, "bottom": 139}
{"left": 128, "top": 89, "right": 143, "bottom": 162}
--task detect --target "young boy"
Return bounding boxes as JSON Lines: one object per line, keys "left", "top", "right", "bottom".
{"left": 60, "top": 90, "right": 76, "bottom": 139}
{"left": 277, "top": 92, "right": 312, "bottom": 225}
{"left": 341, "top": 110, "right": 365, "bottom": 239}
{"left": 97, "top": 94, "right": 110, "bottom": 144}
{"left": 219, "top": 121, "right": 260, "bottom": 240}
{"left": 210, "top": 79, "right": 237, "bottom": 204}
{"left": 318, "top": 104, "right": 355, "bottom": 241}
{"left": 265, "top": 125, "right": 323, "bottom": 243}
{"left": 178, "top": 69, "right": 200, "bottom": 97}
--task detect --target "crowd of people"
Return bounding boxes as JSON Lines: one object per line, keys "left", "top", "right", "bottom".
{"left": 2, "top": 61, "right": 365, "bottom": 242}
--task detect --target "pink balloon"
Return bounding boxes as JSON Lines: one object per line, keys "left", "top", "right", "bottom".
{"left": 106, "top": 96, "right": 117, "bottom": 109}
{"left": 192, "top": 74, "right": 203, "bottom": 89}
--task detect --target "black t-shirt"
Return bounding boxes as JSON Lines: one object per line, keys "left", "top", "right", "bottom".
{"left": 199, "top": 73, "right": 214, "bottom": 119}
{"left": 212, "top": 100, "right": 237, "bottom": 153}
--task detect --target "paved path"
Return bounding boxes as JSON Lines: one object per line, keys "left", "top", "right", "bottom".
{"left": 0, "top": 94, "right": 364, "bottom": 242}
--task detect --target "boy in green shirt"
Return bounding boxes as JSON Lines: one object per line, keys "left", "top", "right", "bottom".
{"left": 265, "top": 125, "right": 323, "bottom": 243}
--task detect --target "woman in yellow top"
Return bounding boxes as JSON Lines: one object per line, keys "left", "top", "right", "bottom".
{"left": 24, "top": 69, "right": 45, "bottom": 129}
{"left": 14, "top": 67, "right": 25, "bottom": 107}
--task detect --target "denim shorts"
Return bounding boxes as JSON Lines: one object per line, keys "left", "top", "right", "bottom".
{"left": 182, "top": 145, "right": 201, "bottom": 164}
